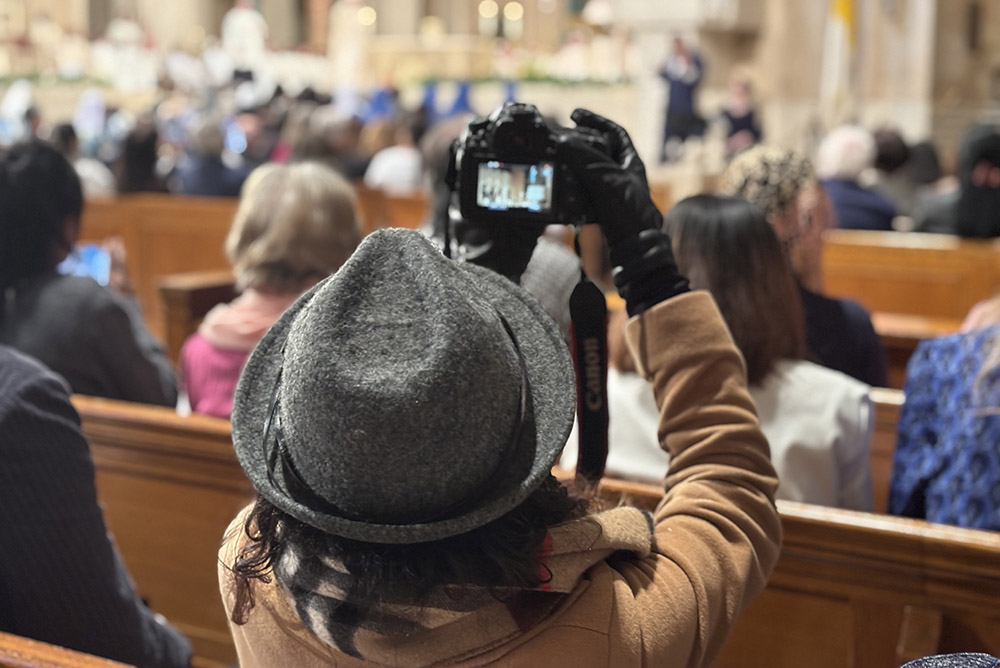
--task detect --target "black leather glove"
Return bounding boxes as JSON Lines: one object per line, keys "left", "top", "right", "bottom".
{"left": 559, "top": 109, "right": 689, "bottom": 315}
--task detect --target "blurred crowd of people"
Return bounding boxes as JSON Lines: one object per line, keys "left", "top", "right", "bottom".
{"left": 4, "top": 24, "right": 1000, "bottom": 663}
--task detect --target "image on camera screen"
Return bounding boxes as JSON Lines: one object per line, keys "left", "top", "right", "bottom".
{"left": 476, "top": 160, "right": 554, "bottom": 213}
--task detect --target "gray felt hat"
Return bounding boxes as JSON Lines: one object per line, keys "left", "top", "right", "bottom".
{"left": 232, "top": 228, "right": 575, "bottom": 544}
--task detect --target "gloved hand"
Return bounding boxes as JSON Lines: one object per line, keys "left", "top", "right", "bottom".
{"left": 561, "top": 108, "right": 662, "bottom": 246}
{"left": 559, "top": 109, "right": 689, "bottom": 315}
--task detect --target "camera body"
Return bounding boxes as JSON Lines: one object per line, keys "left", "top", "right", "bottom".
{"left": 453, "top": 102, "right": 609, "bottom": 226}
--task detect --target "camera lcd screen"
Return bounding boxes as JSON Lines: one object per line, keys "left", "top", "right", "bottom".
{"left": 475, "top": 161, "right": 554, "bottom": 214}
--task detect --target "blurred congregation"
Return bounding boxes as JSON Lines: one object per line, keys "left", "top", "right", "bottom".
{"left": 2, "top": 1, "right": 1000, "bottom": 667}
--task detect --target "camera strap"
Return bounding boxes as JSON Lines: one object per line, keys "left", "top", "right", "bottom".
{"left": 569, "top": 272, "right": 608, "bottom": 499}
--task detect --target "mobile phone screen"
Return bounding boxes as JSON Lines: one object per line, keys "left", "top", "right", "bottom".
{"left": 58, "top": 243, "right": 111, "bottom": 286}
{"left": 475, "top": 160, "right": 555, "bottom": 214}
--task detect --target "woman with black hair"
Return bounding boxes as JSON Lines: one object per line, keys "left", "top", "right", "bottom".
{"left": 116, "top": 119, "right": 169, "bottom": 193}
{"left": 663, "top": 194, "right": 874, "bottom": 510}
{"left": 955, "top": 130, "right": 1000, "bottom": 238}
{"left": 0, "top": 140, "right": 176, "bottom": 405}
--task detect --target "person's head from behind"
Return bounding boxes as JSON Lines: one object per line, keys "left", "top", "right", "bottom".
{"left": 956, "top": 129, "right": 1000, "bottom": 238}
{"left": 226, "top": 229, "right": 581, "bottom": 640}
{"left": 50, "top": 122, "right": 78, "bottom": 158}
{"left": 277, "top": 100, "right": 318, "bottom": 157}
{"left": 906, "top": 141, "right": 943, "bottom": 185}
{"left": 225, "top": 161, "right": 362, "bottom": 294}
{"left": 0, "top": 141, "right": 84, "bottom": 289}
{"left": 664, "top": 194, "right": 805, "bottom": 385}
{"left": 418, "top": 113, "right": 476, "bottom": 238}
{"left": 185, "top": 115, "right": 226, "bottom": 159}
{"left": 815, "top": 125, "right": 876, "bottom": 182}
{"left": 873, "top": 127, "right": 910, "bottom": 175}
{"left": 392, "top": 110, "right": 427, "bottom": 148}
{"left": 720, "top": 144, "right": 831, "bottom": 292}
{"left": 117, "top": 119, "right": 160, "bottom": 193}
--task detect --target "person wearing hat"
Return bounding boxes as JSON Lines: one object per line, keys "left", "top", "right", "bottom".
{"left": 218, "top": 110, "right": 781, "bottom": 667}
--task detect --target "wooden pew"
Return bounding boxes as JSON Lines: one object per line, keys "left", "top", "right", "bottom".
{"left": 872, "top": 312, "right": 961, "bottom": 390}
{"left": 822, "top": 229, "right": 1000, "bottom": 321}
{"left": 80, "top": 191, "right": 431, "bottom": 348}
{"left": 78, "top": 195, "right": 238, "bottom": 344}
{"left": 592, "top": 477, "right": 1000, "bottom": 667}
{"left": 75, "top": 389, "right": 1000, "bottom": 668}
{"left": 0, "top": 631, "right": 132, "bottom": 668}
{"left": 353, "top": 185, "right": 429, "bottom": 236}
{"left": 870, "top": 387, "right": 903, "bottom": 515}
{"left": 72, "top": 396, "right": 251, "bottom": 667}
{"left": 158, "top": 271, "right": 237, "bottom": 363}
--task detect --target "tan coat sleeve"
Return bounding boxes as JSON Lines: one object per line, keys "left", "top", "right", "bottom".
{"left": 618, "top": 291, "right": 782, "bottom": 667}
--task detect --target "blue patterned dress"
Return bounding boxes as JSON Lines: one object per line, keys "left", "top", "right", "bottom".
{"left": 890, "top": 324, "right": 1000, "bottom": 530}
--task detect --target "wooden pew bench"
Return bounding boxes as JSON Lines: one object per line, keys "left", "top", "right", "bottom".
{"left": 822, "top": 229, "right": 1000, "bottom": 321}
{"left": 354, "top": 184, "right": 430, "bottom": 236}
{"left": 872, "top": 313, "right": 961, "bottom": 390}
{"left": 870, "top": 387, "right": 903, "bottom": 515}
{"left": 80, "top": 190, "right": 432, "bottom": 347}
{"left": 0, "top": 631, "right": 132, "bottom": 668}
{"left": 72, "top": 396, "right": 251, "bottom": 667}
{"left": 158, "top": 271, "right": 237, "bottom": 363}
{"left": 79, "top": 195, "right": 239, "bottom": 345}
{"left": 81, "top": 386, "right": 988, "bottom": 668}
{"left": 593, "top": 477, "right": 1000, "bottom": 667}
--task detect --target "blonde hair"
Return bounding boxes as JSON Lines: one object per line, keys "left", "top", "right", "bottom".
{"left": 226, "top": 162, "right": 361, "bottom": 293}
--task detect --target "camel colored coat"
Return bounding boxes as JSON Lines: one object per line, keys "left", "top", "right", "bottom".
{"left": 218, "top": 291, "right": 782, "bottom": 667}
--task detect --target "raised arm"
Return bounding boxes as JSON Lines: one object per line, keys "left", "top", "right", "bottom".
{"left": 560, "top": 110, "right": 781, "bottom": 666}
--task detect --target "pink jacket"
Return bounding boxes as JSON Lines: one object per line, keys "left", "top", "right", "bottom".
{"left": 180, "top": 289, "right": 300, "bottom": 419}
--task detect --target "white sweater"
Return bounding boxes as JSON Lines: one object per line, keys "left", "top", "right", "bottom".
{"left": 561, "top": 359, "right": 874, "bottom": 510}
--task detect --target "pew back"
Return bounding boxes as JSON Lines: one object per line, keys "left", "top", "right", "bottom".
{"left": 0, "top": 631, "right": 131, "bottom": 668}
{"left": 158, "top": 271, "right": 237, "bottom": 363}
{"left": 822, "top": 230, "right": 1000, "bottom": 320}
{"left": 76, "top": 389, "right": 1000, "bottom": 668}
{"left": 79, "top": 196, "right": 238, "bottom": 343}
{"left": 72, "top": 396, "right": 251, "bottom": 666}
{"left": 593, "top": 477, "right": 1000, "bottom": 667}
{"left": 354, "top": 185, "right": 430, "bottom": 235}
{"left": 870, "top": 387, "right": 903, "bottom": 514}
{"left": 81, "top": 191, "right": 433, "bottom": 347}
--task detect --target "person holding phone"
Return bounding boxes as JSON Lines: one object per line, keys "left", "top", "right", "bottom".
{"left": 0, "top": 140, "right": 177, "bottom": 406}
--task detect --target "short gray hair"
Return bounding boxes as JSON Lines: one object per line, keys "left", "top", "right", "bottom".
{"left": 186, "top": 116, "right": 226, "bottom": 158}
{"left": 815, "top": 125, "right": 875, "bottom": 181}
{"left": 226, "top": 162, "right": 361, "bottom": 293}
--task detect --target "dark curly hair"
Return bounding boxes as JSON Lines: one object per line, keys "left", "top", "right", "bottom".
{"left": 227, "top": 474, "right": 587, "bottom": 625}
{"left": 0, "top": 140, "right": 83, "bottom": 289}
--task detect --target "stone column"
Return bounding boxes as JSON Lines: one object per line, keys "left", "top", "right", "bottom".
{"left": 305, "top": 0, "right": 332, "bottom": 52}
{"left": 260, "top": 0, "right": 300, "bottom": 49}
{"left": 135, "top": 0, "right": 216, "bottom": 50}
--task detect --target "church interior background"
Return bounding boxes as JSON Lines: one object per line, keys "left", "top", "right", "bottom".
{"left": 1, "top": 0, "right": 999, "bottom": 185}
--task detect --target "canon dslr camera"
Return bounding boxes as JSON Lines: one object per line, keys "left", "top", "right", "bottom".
{"left": 452, "top": 102, "right": 609, "bottom": 226}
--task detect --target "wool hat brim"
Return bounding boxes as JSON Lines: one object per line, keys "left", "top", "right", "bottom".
{"left": 231, "top": 231, "right": 576, "bottom": 544}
